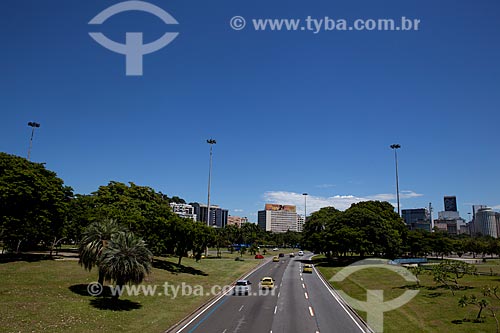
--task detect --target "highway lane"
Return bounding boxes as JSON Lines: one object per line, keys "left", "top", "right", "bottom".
{"left": 272, "top": 256, "right": 319, "bottom": 333}
{"left": 172, "top": 254, "right": 371, "bottom": 333}
{"left": 300, "top": 258, "right": 369, "bottom": 333}
{"left": 175, "top": 255, "right": 288, "bottom": 333}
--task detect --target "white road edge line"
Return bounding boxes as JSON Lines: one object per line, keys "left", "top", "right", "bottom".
{"left": 274, "top": 305, "right": 278, "bottom": 314}
{"left": 173, "top": 259, "right": 272, "bottom": 332}
{"left": 313, "top": 266, "right": 367, "bottom": 332}
{"left": 222, "top": 330, "right": 227, "bottom": 333}
{"left": 309, "top": 306, "right": 315, "bottom": 317}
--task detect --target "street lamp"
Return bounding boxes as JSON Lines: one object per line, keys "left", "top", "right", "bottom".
{"left": 27, "top": 121, "right": 41, "bottom": 161}
{"left": 302, "top": 193, "right": 308, "bottom": 223}
{"left": 390, "top": 144, "right": 401, "bottom": 216}
{"left": 206, "top": 139, "right": 216, "bottom": 227}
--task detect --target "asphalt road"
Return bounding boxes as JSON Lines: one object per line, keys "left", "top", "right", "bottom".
{"left": 171, "top": 254, "right": 370, "bottom": 333}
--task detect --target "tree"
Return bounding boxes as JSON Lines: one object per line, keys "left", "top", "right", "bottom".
{"left": 433, "top": 260, "right": 477, "bottom": 295}
{"left": 211, "top": 228, "right": 228, "bottom": 258}
{"left": 408, "top": 265, "right": 425, "bottom": 287}
{"left": 191, "top": 222, "right": 213, "bottom": 261}
{"left": 78, "top": 219, "right": 125, "bottom": 286}
{"left": 98, "top": 231, "right": 153, "bottom": 299}
{"left": 0, "top": 153, "right": 73, "bottom": 251}
{"left": 302, "top": 207, "right": 338, "bottom": 254}
{"left": 171, "top": 218, "right": 192, "bottom": 265}
{"left": 459, "top": 295, "right": 489, "bottom": 320}
{"left": 79, "top": 181, "right": 176, "bottom": 256}
{"left": 65, "top": 194, "right": 97, "bottom": 243}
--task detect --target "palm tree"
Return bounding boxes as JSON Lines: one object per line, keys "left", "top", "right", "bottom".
{"left": 78, "top": 219, "right": 125, "bottom": 286}
{"left": 98, "top": 232, "right": 153, "bottom": 299}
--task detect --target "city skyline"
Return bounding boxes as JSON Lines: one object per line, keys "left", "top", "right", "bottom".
{"left": 1, "top": 0, "right": 499, "bottom": 221}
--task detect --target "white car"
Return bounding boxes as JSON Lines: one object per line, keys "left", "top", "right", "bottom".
{"left": 298, "top": 251, "right": 304, "bottom": 256}
{"left": 234, "top": 280, "right": 252, "bottom": 295}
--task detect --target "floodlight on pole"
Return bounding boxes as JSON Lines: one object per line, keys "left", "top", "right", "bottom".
{"left": 302, "top": 193, "right": 308, "bottom": 222}
{"left": 206, "top": 139, "right": 216, "bottom": 227}
{"left": 27, "top": 122, "right": 41, "bottom": 161}
{"left": 390, "top": 144, "right": 401, "bottom": 216}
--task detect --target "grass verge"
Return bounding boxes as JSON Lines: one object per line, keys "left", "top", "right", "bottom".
{"left": 314, "top": 256, "right": 500, "bottom": 333}
{"left": 0, "top": 254, "right": 263, "bottom": 333}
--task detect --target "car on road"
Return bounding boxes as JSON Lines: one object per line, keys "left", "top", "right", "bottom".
{"left": 260, "top": 277, "right": 275, "bottom": 289}
{"left": 298, "top": 250, "right": 304, "bottom": 256}
{"left": 255, "top": 254, "right": 264, "bottom": 259}
{"left": 272, "top": 247, "right": 279, "bottom": 251}
{"left": 303, "top": 264, "right": 313, "bottom": 273}
{"left": 272, "top": 256, "right": 279, "bottom": 262}
{"left": 289, "top": 252, "right": 295, "bottom": 257}
{"left": 278, "top": 253, "right": 284, "bottom": 258}
{"left": 234, "top": 279, "right": 252, "bottom": 295}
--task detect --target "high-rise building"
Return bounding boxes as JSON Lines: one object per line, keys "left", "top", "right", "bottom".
{"left": 192, "top": 203, "right": 228, "bottom": 228}
{"left": 467, "top": 205, "right": 488, "bottom": 235}
{"left": 258, "top": 204, "right": 298, "bottom": 233}
{"left": 496, "top": 213, "right": 500, "bottom": 239}
{"left": 435, "top": 196, "right": 466, "bottom": 235}
{"left": 402, "top": 208, "right": 431, "bottom": 231}
{"left": 297, "top": 215, "right": 305, "bottom": 232}
{"left": 475, "top": 207, "right": 497, "bottom": 238}
{"left": 169, "top": 203, "right": 197, "bottom": 221}
{"left": 444, "top": 196, "right": 457, "bottom": 212}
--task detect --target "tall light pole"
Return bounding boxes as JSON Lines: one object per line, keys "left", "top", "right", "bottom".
{"left": 390, "top": 144, "right": 401, "bottom": 216}
{"left": 27, "top": 121, "right": 41, "bottom": 161}
{"left": 302, "top": 193, "right": 308, "bottom": 224}
{"left": 206, "top": 139, "right": 216, "bottom": 227}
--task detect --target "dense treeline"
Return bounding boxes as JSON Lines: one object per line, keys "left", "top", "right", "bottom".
{"left": 302, "top": 203, "right": 500, "bottom": 258}
{"left": 0, "top": 153, "right": 300, "bottom": 262}
{"left": 302, "top": 202, "right": 406, "bottom": 257}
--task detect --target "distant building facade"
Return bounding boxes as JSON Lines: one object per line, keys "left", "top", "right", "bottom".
{"left": 474, "top": 207, "right": 498, "bottom": 238}
{"left": 192, "top": 203, "right": 228, "bottom": 228}
{"left": 297, "top": 215, "right": 305, "bottom": 232}
{"left": 402, "top": 208, "right": 431, "bottom": 231}
{"left": 227, "top": 216, "right": 248, "bottom": 228}
{"left": 444, "top": 196, "right": 458, "bottom": 212}
{"left": 169, "top": 203, "right": 197, "bottom": 221}
{"left": 258, "top": 204, "right": 298, "bottom": 233}
{"left": 434, "top": 196, "right": 466, "bottom": 235}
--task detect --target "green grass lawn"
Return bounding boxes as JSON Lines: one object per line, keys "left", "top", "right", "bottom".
{"left": 0, "top": 254, "right": 263, "bottom": 333}
{"left": 315, "top": 256, "right": 500, "bottom": 333}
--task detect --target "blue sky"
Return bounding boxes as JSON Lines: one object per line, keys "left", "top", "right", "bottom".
{"left": 1, "top": 0, "right": 499, "bottom": 221}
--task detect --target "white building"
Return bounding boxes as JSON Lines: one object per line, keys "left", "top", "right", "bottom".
{"left": 258, "top": 204, "right": 298, "bottom": 233}
{"left": 169, "top": 203, "right": 197, "bottom": 221}
{"left": 475, "top": 207, "right": 497, "bottom": 238}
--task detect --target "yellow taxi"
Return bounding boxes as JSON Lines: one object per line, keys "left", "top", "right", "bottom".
{"left": 272, "top": 256, "right": 279, "bottom": 262}
{"left": 303, "top": 264, "right": 313, "bottom": 273}
{"left": 260, "top": 277, "right": 275, "bottom": 289}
